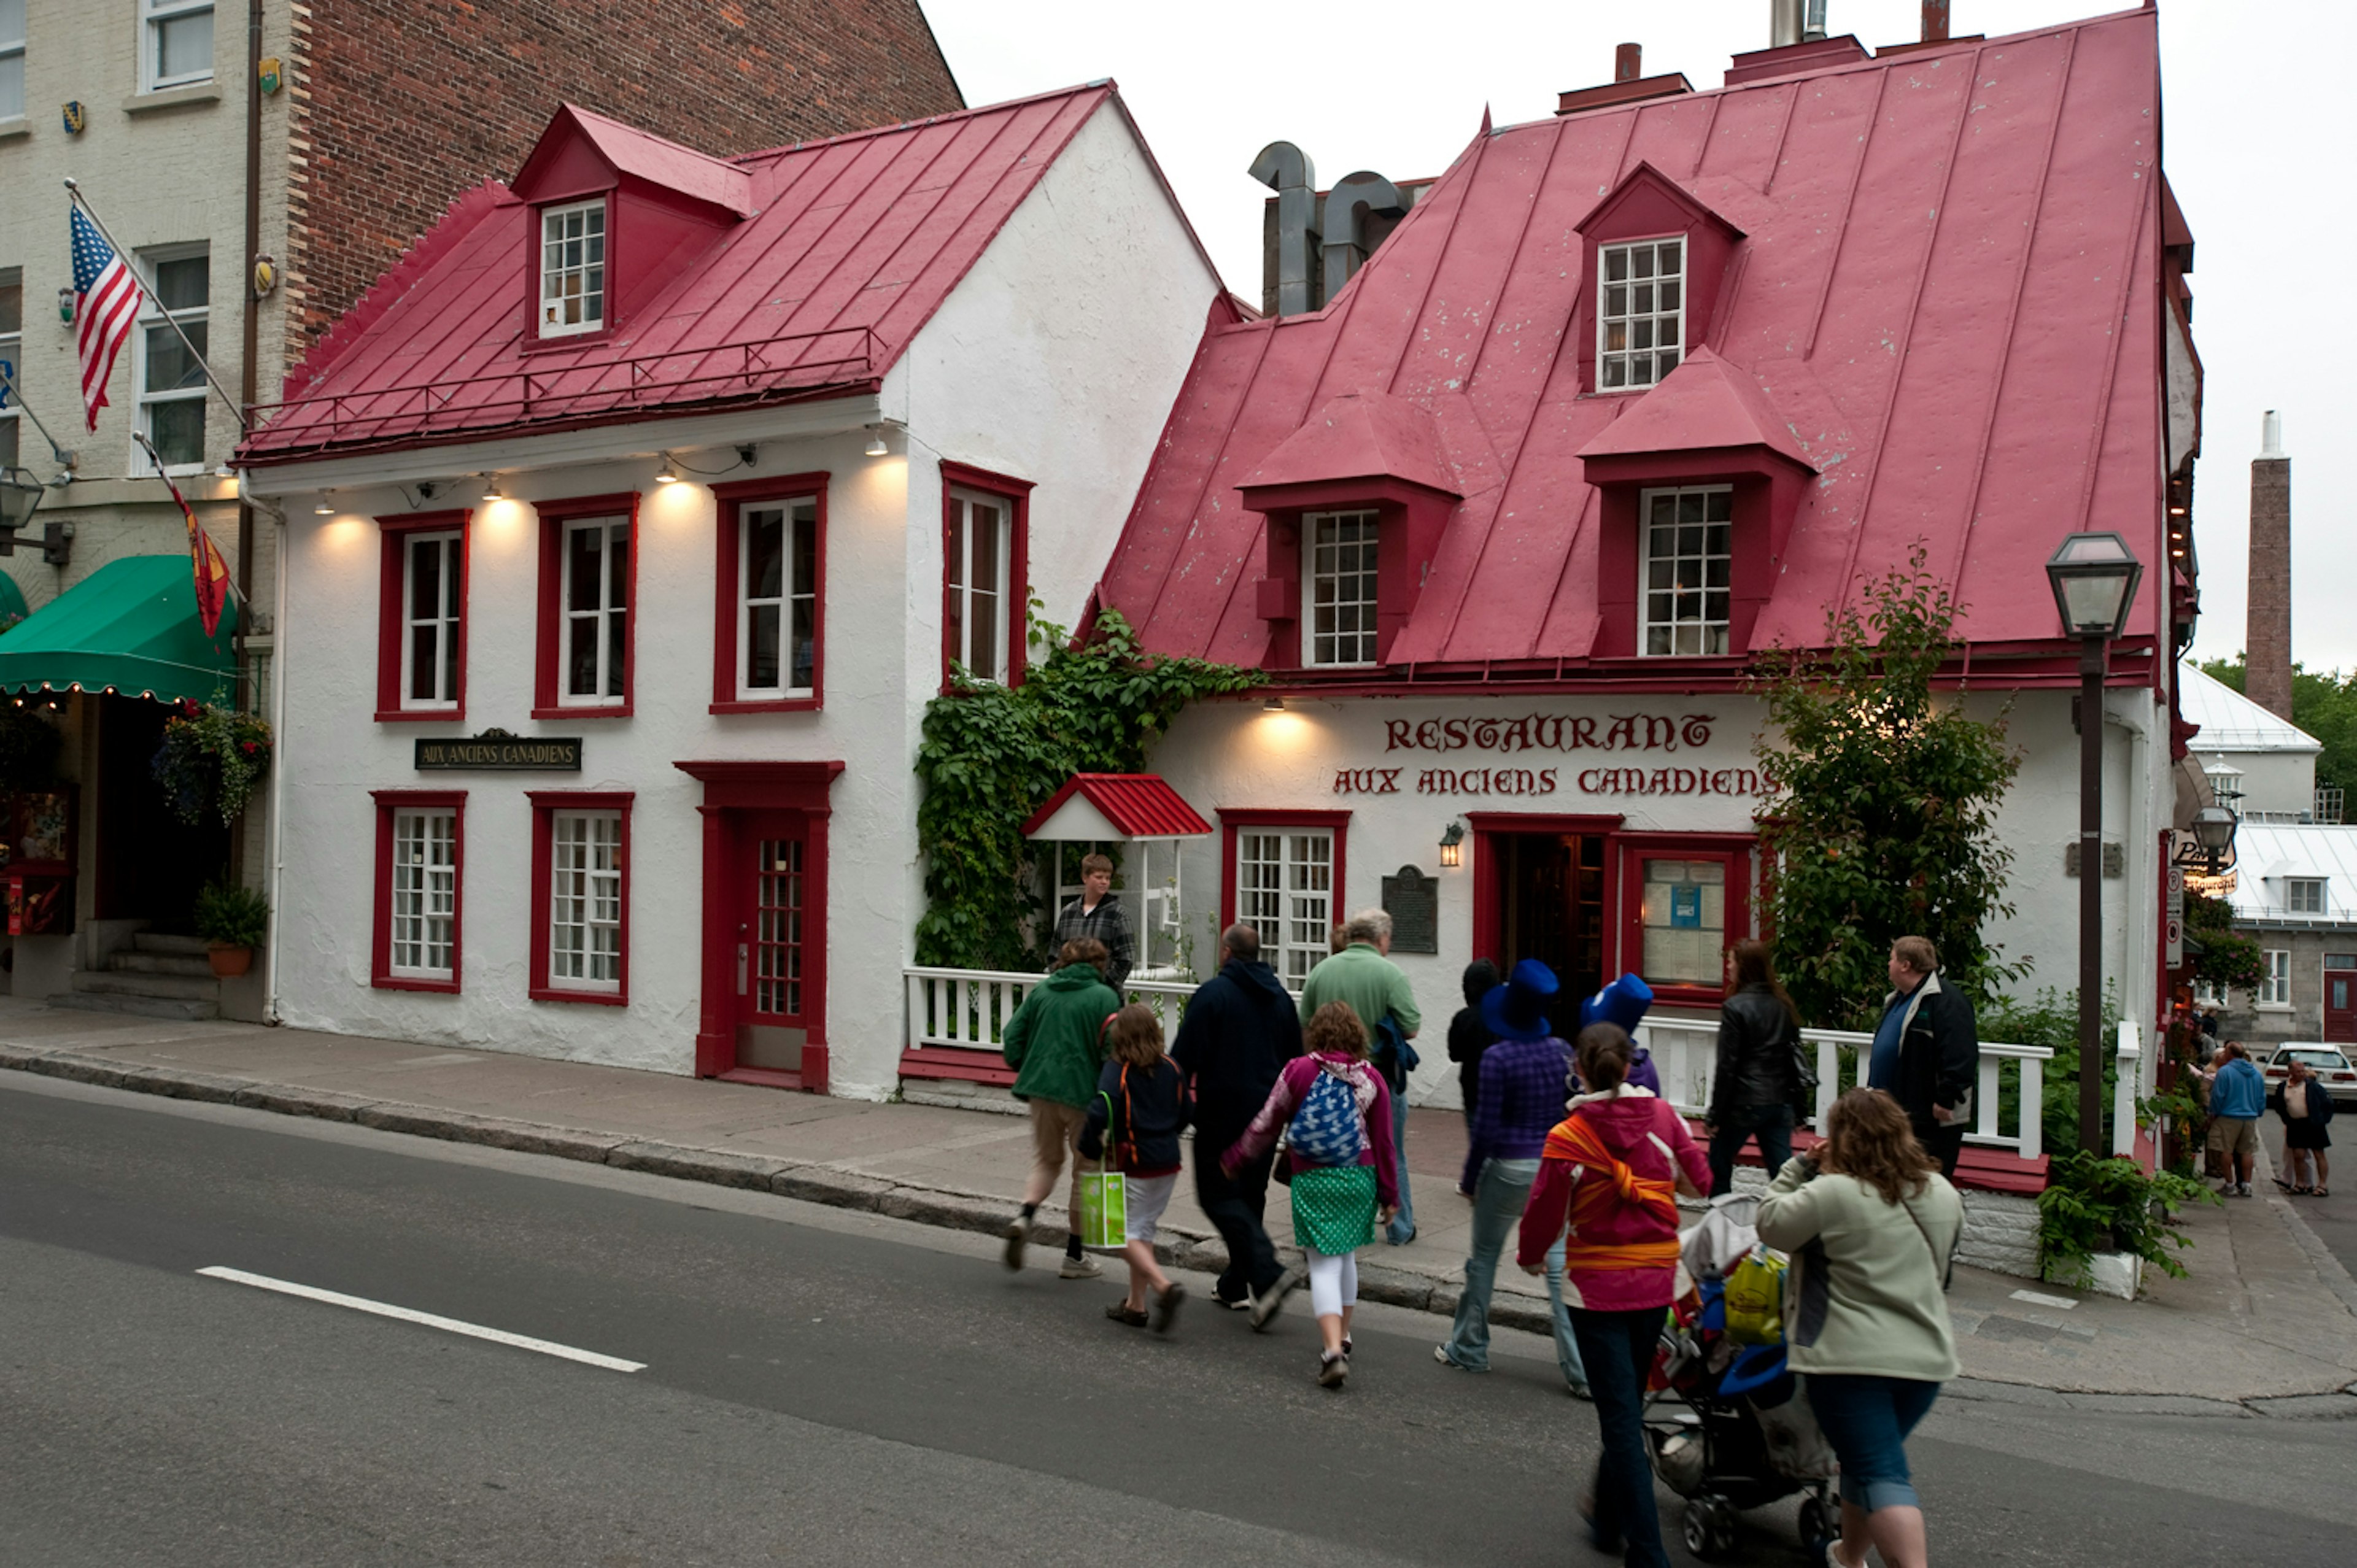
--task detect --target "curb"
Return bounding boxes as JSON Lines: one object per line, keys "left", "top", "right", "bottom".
{"left": 1945, "top": 1375, "right": 2357, "bottom": 1421}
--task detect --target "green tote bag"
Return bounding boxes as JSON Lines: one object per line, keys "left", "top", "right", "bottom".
{"left": 1076, "top": 1090, "right": 1128, "bottom": 1249}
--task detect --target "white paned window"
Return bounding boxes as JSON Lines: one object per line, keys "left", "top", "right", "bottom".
{"left": 1305, "top": 510, "right": 1379, "bottom": 667}
{"left": 740, "top": 498, "right": 818, "bottom": 697}
{"left": 1598, "top": 237, "right": 1684, "bottom": 389}
{"left": 143, "top": 0, "right": 214, "bottom": 91}
{"left": 538, "top": 199, "right": 606, "bottom": 336}
{"left": 0, "top": 269, "right": 20, "bottom": 473}
{"left": 136, "top": 250, "right": 208, "bottom": 474}
{"left": 561, "top": 515, "right": 628, "bottom": 705}
{"left": 946, "top": 488, "right": 1011, "bottom": 682}
{"left": 2191, "top": 979, "right": 2221, "bottom": 1008}
{"left": 1640, "top": 485, "right": 1732, "bottom": 656}
{"left": 1, "top": 1, "right": 25, "bottom": 121}
{"left": 548, "top": 811, "right": 623, "bottom": 992}
{"left": 390, "top": 810, "right": 457, "bottom": 979}
{"left": 402, "top": 531, "right": 462, "bottom": 709}
{"left": 1236, "top": 828, "right": 1334, "bottom": 991}
{"left": 2288, "top": 878, "right": 2327, "bottom": 915}
{"left": 2261, "top": 949, "right": 2291, "bottom": 1008}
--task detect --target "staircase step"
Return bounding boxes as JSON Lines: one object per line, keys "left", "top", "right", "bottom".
{"left": 107, "top": 951, "right": 219, "bottom": 978}
{"left": 130, "top": 932, "right": 213, "bottom": 957}
{"left": 70, "top": 970, "right": 221, "bottom": 1003}
{"left": 49, "top": 991, "right": 220, "bottom": 1022}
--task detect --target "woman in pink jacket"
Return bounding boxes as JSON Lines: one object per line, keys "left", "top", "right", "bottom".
{"left": 1519, "top": 1022, "right": 1708, "bottom": 1568}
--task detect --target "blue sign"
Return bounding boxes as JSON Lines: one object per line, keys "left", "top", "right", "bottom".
{"left": 1670, "top": 884, "right": 1703, "bottom": 929}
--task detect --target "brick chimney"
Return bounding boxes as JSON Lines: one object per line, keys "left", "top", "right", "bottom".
{"left": 2246, "top": 410, "right": 2294, "bottom": 719}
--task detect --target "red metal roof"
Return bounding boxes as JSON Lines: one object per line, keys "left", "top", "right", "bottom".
{"left": 1098, "top": 9, "right": 2172, "bottom": 668}
{"left": 1020, "top": 774, "right": 1214, "bottom": 840}
{"left": 241, "top": 85, "right": 1121, "bottom": 461}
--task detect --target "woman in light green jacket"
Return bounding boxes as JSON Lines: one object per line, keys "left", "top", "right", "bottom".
{"left": 1758, "top": 1088, "right": 1962, "bottom": 1568}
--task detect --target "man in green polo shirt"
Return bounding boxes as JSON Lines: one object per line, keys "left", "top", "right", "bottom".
{"left": 1300, "top": 908, "right": 1422, "bottom": 1243}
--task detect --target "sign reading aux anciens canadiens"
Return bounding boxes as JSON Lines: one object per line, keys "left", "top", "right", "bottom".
{"left": 1329, "top": 709, "right": 1767, "bottom": 800}
{"left": 415, "top": 731, "right": 582, "bottom": 772}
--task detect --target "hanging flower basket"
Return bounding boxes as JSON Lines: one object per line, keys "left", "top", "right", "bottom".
{"left": 151, "top": 700, "right": 274, "bottom": 827}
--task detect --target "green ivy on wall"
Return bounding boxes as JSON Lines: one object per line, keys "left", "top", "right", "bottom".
{"left": 914, "top": 604, "right": 1263, "bottom": 973}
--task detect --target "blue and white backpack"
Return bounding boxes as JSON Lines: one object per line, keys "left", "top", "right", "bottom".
{"left": 1287, "top": 1065, "right": 1365, "bottom": 1167}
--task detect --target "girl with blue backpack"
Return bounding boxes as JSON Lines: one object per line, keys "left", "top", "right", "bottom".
{"left": 1223, "top": 1001, "right": 1398, "bottom": 1388}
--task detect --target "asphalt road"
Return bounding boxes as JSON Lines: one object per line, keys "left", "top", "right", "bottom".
{"left": 2262, "top": 1116, "right": 2356, "bottom": 1280}
{"left": 2, "top": 1072, "right": 2350, "bottom": 1568}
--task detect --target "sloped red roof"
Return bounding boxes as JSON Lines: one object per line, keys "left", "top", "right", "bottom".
{"left": 1021, "top": 774, "right": 1214, "bottom": 840}
{"left": 1575, "top": 347, "right": 1813, "bottom": 471}
{"left": 241, "top": 85, "right": 1121, "bottom": 461}
{"left": 1240, "top": 392, "right": 1461, "bottom": 498}
{"left": 1099, "top": 9, "right": 2172, "bottom": 668}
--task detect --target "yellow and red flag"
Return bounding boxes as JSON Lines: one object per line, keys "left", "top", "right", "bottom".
{"left": 134, "top": 431, "right": 233, "bottom": 637}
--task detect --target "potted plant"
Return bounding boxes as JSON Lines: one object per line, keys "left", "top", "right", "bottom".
{"left": 2037, "top": 1149, "right": 2218, "bottom": 1299}
{"left": 194, "top": 878, "right": 271, "bottom": 978}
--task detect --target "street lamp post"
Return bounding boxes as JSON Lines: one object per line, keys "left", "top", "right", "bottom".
{"left": 2046, "top": 532, "right": 2144, "bottom": 1157}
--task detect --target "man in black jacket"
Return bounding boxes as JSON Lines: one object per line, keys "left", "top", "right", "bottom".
{"left": 1865, "top": 935, "right": 1978, "bottom": 1176}
{"left": 1172, "top": 923, "right": 1303, "bottom": 1325}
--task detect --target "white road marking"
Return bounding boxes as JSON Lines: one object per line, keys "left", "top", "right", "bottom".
{"left": 196, "top": 1267, "right": 645, "bottom": 1372}
{"left": 2008, "top": 1288, "right": 2078, "bottom": 1310}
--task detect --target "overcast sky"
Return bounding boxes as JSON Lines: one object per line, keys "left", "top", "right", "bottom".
{"left": 923, "top": 0, "right": 2354, "bottom": 673}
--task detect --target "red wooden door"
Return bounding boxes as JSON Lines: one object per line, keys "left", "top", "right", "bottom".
{"left": 2324, "top": 955, "right": 2357, "bottom": 1043}
{"left": 729, "top": 810, "right": 819, "bottom": 1076}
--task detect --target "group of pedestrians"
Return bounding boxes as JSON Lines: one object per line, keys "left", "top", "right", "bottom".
{"left": 2196, "top": 1038, "right": 2333, "bottom": 1197}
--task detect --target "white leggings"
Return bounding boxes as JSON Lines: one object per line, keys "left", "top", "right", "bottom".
{"left": 1305, "top": 1246, "right": 1360, "bottom": 1319}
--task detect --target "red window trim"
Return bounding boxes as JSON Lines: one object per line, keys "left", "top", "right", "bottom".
{"left": 1615, "top": 831, "right": 1755, "bottom": 1009}
{"left": 373, "top": 509, "right": 473, "bottom": 724}
{"left": 1216, "top": 808, "right": 1352, "bottom": 937}
{"left": 533, "top": 490, "right": 641, "bottom": 719}
{"left": 710, "top": 472, "right": 830, "bottom": 714}
{"left": 527, "top": 790, "right": 633, "bottom": 1007}
{"left": 939, "top": 460, "right": 1034, "bottom": 695}
{"left": 1465, "top": 811, "right": 1628, "bottom": 979}
{"left": 370, "top": 789, "right": 467, "bottom": 994}
{"left": 521, "top": 190, "right": 620, "bottom": 353}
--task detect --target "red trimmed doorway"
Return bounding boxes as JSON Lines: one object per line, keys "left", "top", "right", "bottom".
{"left": 674, "top": 760, "right": 843, "bottom": 1091}
{"left": 1469, "top": 813, "right": 1622, "bottom": 1004}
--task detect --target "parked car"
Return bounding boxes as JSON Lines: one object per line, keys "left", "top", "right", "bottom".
{"left": 2261, "top": 1045, "right": 2357, "bottom": 1108}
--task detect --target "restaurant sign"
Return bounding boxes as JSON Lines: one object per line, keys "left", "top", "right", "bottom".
{"left": 415, "top": 728, "right": 582, "bottom": 772}
{"left": 1332, "top": 708, "right": 1767, "bottom": 800}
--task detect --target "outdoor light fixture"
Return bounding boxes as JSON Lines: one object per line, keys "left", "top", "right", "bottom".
{"left": 864, "top": 426, "right": 889, "bottom": 458}
{"left": 2044, "top": 531, "right": 2144, "bottom": 639}
{"left": 655, "top": 454, "right": 680, "bottom": 483}
{"left": 1262, "top": 695, "right": 1287, "bottom": 713}
{"left": 479, "top": 475, "right": 504, "bottom": 502}
{"left": 313, "top": 499, "right": 333, "bottom": 516}
{"left": 1, "top": 467, "right": 42, "bottom": 535}
{"left": 1439, "top": 821, "right": 1465, "bottom": 868}
{"left": 2178, "top": 803, "right": 2240, "bottom": 878}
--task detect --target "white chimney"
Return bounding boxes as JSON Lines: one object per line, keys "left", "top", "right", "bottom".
{"left": 2261, "top": 409, "right": 2285, "bottom": 458}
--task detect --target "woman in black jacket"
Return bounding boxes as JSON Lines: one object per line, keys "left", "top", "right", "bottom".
{"left": 1705, "top": 940, "right": 1805, "bottom": 1197}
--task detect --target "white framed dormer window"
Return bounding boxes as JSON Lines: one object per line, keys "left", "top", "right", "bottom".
{"left": 538, "top": 199, "right": 607, "bottom": 337}
{"left": 945, "top": 487, "right": 1012, "bottom": 682}
{"left": 401, "top": 530, "right": 463, "bottom": 710}
{"left": 1304, "top": 509, "right": 1380, "bottom": 668}
{"left": 1236, "top": 827, "right": 1336, "bottom": 991}
{"left": 2288, "top": 878, "right": 2327, "bottom": 915}
{"left": 1598, "top": 237, "right": 1684, "bottom": 390}
{"left": 1, "top": 1, "right": 27, "bottom": 122}
{"left": 1639, "top": 485, "right": 1732, "bottom": 655}
{"left": 2260, "top": 949, "right": 2291, "bottom": 1008}
{"left": 142, "top": 0, "right": 214, "bottom": 91}
{"left": 560, "top": 514, "right": 629, "bottom": 706}
{"left": 0, "top": 269, "right": 21, "bottom": 473}
{"left": 135, "top": 248, "right": 208, "bottom": 474}
{"left": 739, "top": 498, "right": 818, "bottom": 698}
{"left": 547, "top": 809, "right": 624, "bottom": 994}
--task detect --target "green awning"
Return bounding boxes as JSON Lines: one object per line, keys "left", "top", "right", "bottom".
{"left": 0, "top": 570, "right": 26, "bottom": 628}
{"left": 0, "top": 554, "right": 239, "bottom": 705}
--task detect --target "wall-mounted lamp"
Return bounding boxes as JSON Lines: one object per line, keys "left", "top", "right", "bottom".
{"left": 1439, "top": 821, "right": 1465, "bottom": 868}
{"left": 864, "top": 425, "right": 889, "bottom": 458}
{"left": 312, "top": 496, "right": 333, "bottom": 516}
{"left": 479, "top": 475, "right": 504, "bottom": 503}
{"left": 1262, "top": 695, "right": 1287, "bottom": 713}
{"left": 654, "top": 454, "right": 680, "bottom": 484}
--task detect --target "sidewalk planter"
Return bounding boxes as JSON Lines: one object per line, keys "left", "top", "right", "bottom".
{"left": 2044, "top": 1249, "right": 2143, "bottom": 1301}
{"left": 193, "top": 879, "right": 271, "bottom": 979}
{"left": 206, "top": 943, "right": 255, "bottom": 979}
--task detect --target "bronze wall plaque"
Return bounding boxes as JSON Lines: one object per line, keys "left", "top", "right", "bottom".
{"left": 1380, "top": 865, "right": 1439, "bottom": 954}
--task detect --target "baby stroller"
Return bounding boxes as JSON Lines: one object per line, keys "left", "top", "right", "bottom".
{"left": 1644, "top": 1198, "right": 1838, "bottom": 1560}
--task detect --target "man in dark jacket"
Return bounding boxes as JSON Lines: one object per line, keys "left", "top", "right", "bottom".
{"left": 1171, "top": 922, "right": 1302, "bottom": 1324}
{"left": 1866, "top": 935, "right": 1978, "bottom": 1176}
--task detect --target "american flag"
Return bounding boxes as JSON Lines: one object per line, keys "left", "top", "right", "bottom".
{"left": 71, "top": 206, "right": 143, "bottom": 432}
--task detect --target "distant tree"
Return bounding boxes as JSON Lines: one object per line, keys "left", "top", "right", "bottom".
{"left": 2197, "top": 655, "right": 2357, "bottom": 811}
{"left": 1753, "top": 545, "right": 2025, "bottom": 1030}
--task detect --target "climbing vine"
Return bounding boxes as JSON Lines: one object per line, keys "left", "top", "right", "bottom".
{"left": 915, "top": 604, "right": 1263, "bottom": 972}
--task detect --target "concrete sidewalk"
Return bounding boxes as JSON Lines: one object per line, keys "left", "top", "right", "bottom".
{"left": 5, "top": 996, "right": 2354, "bottom": 1413}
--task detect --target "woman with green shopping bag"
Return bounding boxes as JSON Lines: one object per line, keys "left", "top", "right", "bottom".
{"left": 1080, "top": 1003, "right": 1193, "bottom": 1330}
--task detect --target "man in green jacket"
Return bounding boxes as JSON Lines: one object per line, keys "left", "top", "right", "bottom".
{"left": 1299, "top": 909, "right": 1423, "bottom": 1243}
{"left": 1002, "top": 938, "right": 1123, "bottom": 1278}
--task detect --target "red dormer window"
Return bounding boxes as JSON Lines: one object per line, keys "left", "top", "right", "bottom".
{"left": 1574, "top": 164, "right": 1743, "bottom": 396}
{"left": 538, "top": 198, "right": 608, "bottom": 338}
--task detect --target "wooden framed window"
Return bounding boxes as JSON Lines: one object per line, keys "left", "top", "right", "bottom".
{"left": 1304, "top": 510, "right": 1380, "bottom": 668}
{"left": 134, "top": 247, "right": 207, "bottom": 474}
{"left": 374, "top": 510, "right": 471, "bottom": 722}
{"left": 711, "top": 474, "right": 827, "bottom": 713}
{"left": 534, "top": 493, "right": 637, "bottom": 717}
{"left": 537, "top": 198, "right": 608, "bottom": 338}
{"left": 371, "top": 790, "right": 465, "bottom": 992}
{"left": 1616, "top": 834, "right": 1752, "bottom": 1006}
{"left": 1596, "top": 236, "right": 1684, "bottom": 390}
{"left": 939, "top": 462, "right": 1032, "bottom": 690}
{"left": 2288, "top": 878, "right": 2328, "bottom": 916}
{"left": 530, "top": 792, "right": 631, "bottom": 1005}
{"left": 142, "top": 0, "right": 214, "bottom": 91}
{"left": 2260, "top": 950, "right": 2291, "bottom": 1008}
{"left": 1220, "top": 809, "right": 1350, "bottom": 993}
{"left": 1638, "top": 485, "right": 1732, "bottom": 656}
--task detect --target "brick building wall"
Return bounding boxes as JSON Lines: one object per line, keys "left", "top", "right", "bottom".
{"left": 281, "top": 0, "right": 964, "bottom": 379}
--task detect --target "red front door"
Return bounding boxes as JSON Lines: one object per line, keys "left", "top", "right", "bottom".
{"left": 727, "top": 810, "right": 820, "bottom": 1081}
{"left": 2324, "top": 956, "right": 2357, "bottom": 1043}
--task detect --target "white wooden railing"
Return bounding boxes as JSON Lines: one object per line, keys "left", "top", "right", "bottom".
{"left": 903, "top": 965, "right": 1201, "bottom": 1058}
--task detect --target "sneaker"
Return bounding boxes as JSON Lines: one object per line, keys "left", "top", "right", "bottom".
{"left": 1001, "top": 1215, "right": 1031, "bottom": 1272}
{"left": 2238, "top": 1182, "right": 2254, "bottom": 1198}
{"left": 1105, "top": 1301, "right": 1148, "bottom": 1327}
{"left": 1219, "top": 1291, "right": 1253, "bottom": 1312}
{"left": 1318, "top": 1351, "right": 1350, "bottom": 1388}
{"left": 1433, "top": 1345, "right": 1485, "bottom": 1372}
{"left": 1059, "top": 1253, "right": 1104, "bottom": 1279}
{"left": 1248, "top": 1266, "right": 1300, "bottom": 1331}
{"left": 1565, "top": 1380, "right": 1593, "bottom": 1400}
{"left": 1152, "top": 1282, "right": 1186, "bottom": 1334}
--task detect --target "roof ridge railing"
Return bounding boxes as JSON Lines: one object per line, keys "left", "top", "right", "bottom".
{"left": 241, "top": 324, "right": 886, "bottom": 458}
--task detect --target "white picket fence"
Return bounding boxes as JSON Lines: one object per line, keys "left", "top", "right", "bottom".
{"left": 902, "top": 966, "right": 1199, "bottom": 1060}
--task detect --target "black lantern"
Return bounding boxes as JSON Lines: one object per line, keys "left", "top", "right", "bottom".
{"left": 2181, "top": 803, "right": 2239, "bottom": 876}
{"left": 2045, "top": 531, "right": 2144, "bottom": 638}
{"left": 0, "top": 468, "right": 41, "bottom": 536}
{"left": 1438, "top": 821, "right": 1465, "bottom": 868}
